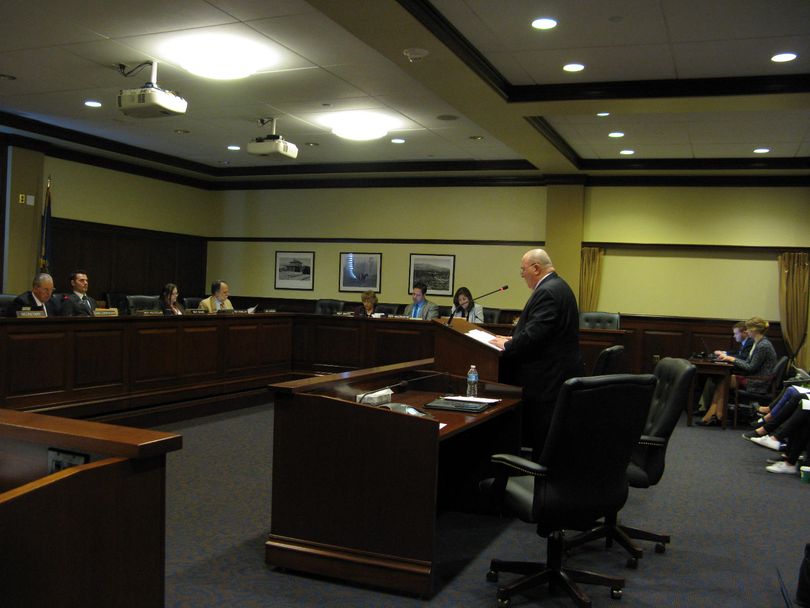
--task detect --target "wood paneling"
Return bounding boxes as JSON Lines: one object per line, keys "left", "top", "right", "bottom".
{"left": 6, "top": 331, "right": 67, "bottom": 394}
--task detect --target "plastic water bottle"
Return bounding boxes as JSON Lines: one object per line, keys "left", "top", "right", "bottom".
{"left": 466, "top": 365, "right": 479, "bottom": 397}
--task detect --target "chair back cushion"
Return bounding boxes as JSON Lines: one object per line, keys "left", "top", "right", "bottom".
{"left": 579, "top": 311, "right": 620, "bottom": 330}
{"left": 591, "top": 345, "right": 625, "bottom": 375}
{"left": 483, "top": 308, "right": 501, "bottom": 324}
{"left": 314, "top": 299, "right": 344, "bottom": 315}
{"left": 530, "top": 374, "right": 656, "bottom": 528}
{"left": 125, "top": 295, "right": 159, "bottom": 313}
{"left": 633, "top": 358, "right": 696, "bottom": 486}
{"left": 374, "top": 303, "right": 401, "bottom": 316}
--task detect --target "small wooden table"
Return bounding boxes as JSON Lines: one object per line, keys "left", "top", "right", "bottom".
{"left": 689, "top": 358, "right": 734, "bottom": 428}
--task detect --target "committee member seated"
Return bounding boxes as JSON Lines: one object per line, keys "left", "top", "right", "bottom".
{"left": 403, "top": 282, "right": 439, "bottom": 320}
{"left": 59, "top": 270, "right": 96, "bottom": 316}
{"left": 354, "top": 290, "right": 378, "bottom": 317}
{"left": 451, "top": 286, "right": 484, "bottom": 323}
{"left": 160, "top": 283, "right": 185, "bottom": 316}
{"left": 5, "top": 273, "right": 60, "bottom": 317}
{"left": 198, "top": 280, "right": 233, "bottom": 313}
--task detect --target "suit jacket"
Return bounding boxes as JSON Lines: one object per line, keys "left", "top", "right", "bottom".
{"left": 452, "top": 303, "right": 484, "bottom": 324}
{"left": 503, "top": 272, "right": 584, "bottom": 404}
{"left": 162, "top": 302, "right": 186, "bottom": 316}
{"left": 732, "top": 337, "right": 778, "bottom": 393}
{"left": 198, "top": 296, "right": 233, "bottom": 313}
{"left": 59, "top": 292, "right": 97, "bottom": 316}
{"left": 6, "top": 292, "right": 60, "bottom": 317}
{"left": 403, "top": 300, "right": 439, "bottom": 320}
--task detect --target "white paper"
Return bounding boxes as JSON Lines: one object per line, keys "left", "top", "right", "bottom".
{"left": 439, "top": 423, "right": 447, "bottom": 429}
{"left": 442, "top": 395, "right": 501, "bottom": 404}
{"left": 465, "top": 328, "right": 503, "bottom": 350}
{"left": 795, "top": 386, "right": 810, "bottom": 394}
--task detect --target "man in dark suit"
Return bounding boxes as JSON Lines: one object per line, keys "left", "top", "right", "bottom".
{"left": 59, "top": 270, "right": 96, "bottom": 316}
{"left": 491, "top": 249, "right": 584, "bottom": 455}
{"left": 5, "top": 273, "right": 60, "bottom": 317}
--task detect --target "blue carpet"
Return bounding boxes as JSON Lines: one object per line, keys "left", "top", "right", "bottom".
{"left": 159, "top": 405, "right": 808, "bottom": 607}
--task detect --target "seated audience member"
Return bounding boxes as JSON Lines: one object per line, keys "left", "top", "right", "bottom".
{"left": 59, "top": 270, "right": 96, "bottom": 316}
{"left": 160, "top": 283, "right": 185, "bottom": 316}
{"left": 697, "top": 316, "right": 777, "bottom": 426}
{"left": 403, "top": 282, "right": 439, "bottom": 320}
{"left": 198, "top": 280, "right": 233, "bottom": 313}
{"left": 354, "top": 290, "right": 378, "bottom": 317}
{"left": 696, "top": 321, "right": 752, "bottom": 414}
{"left": 743, "top": 387, "right": 808, "bottom": 438}
{"left": 451, "top": 286, "right": 484, "bottom": 323}
{"left": 746, "top": 401, "right": 810, "bottom": 475}
{"left": 5, "top": 273, "right": 59, "bottom": 317}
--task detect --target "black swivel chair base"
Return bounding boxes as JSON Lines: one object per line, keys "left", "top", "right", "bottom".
{"left": 487, "top": 531, "right": 624, "bottom": 608}
{"left": 564, "top": 512, "right": 668, "bottom": 569}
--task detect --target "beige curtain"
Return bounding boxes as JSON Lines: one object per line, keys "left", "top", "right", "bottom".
{"left": 778, "top": 252, "right": 810, "bottom": 368}
{"left": 579, "top": 247, "right": 604, "bottom": 312}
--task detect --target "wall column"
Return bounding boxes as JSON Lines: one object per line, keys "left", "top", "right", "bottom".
{"left": 544, "top": 185, "right": 584, "bottom": 301}
{"left": 5, "top": 147, "right": 44, "bottom": 293}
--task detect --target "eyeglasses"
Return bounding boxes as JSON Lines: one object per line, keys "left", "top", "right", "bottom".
{"left": 519, "top": 262, "right": 538, "bottom": 274}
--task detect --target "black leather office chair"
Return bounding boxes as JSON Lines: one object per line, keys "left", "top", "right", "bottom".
{"left": 314, "top": 299, "right": 344, "bottom": 315}
{"left": 484, "top": 374, "right": 656, "bottom": 607}
{"left": 483, "top": 308, "right": 501, "bottom": 324}
{"left": 0, "top": 294, "right": 17, "bottom": 317}
{"left": 182, "top": 296, "right": 202, "bottom": 310}
{"left": 125, "top": 295, "right": 159, "bottom": 313}
{"left": 566, "top": 358, "right": 695, "bottom": 566}
{"left": 104, "top": 292, "right": 129, "bottom": 315}
{"left": 579, "top": 311, "right": 621, "bottom": 330}
{"left": 731, "top": 355, "right": 790, "bottom": 427}
{"left": 591, "top": 345, "right": 625, "bottom": 375}
{"left": 437, "top": 305, "right": 452, "bottom": 318}
{"left": 373, "top": 303, "right": 401, "bottom": 316}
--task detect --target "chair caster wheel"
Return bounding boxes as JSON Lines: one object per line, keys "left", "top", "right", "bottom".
{"left": 626, "top": 557, "right": 638, "bottom": 569}
{"left": 487, "top": 569, "right": 498, "bottom": 582}
{"left": 497, "top": 596, "right": 511, "bottom": 607}
{"left": 611, "top": 587, "right": 623, "bottom": 600}
{"left": 655, "top": 542, "right": 666, "bottom": 554}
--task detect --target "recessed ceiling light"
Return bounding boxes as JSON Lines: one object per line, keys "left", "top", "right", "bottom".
{"left": 84, "top": 100, "right": 102, "bottom": 108}
{"left": 563, "top": 63, "right": 585, "bottom": 72}
{"left": 619, "top": 149, "right": 635, "bottom": 155}
{"left": 318, "top": 111, "right": 401, "bottom": 141}
{"left": 597, "top": 112, "right": 610, "bottom": 117}
{"left": 753, "top": 147, "right": 770, "bottom": 154}
{"left": 771, "top": 52, "right": 797, "bottom": 63}
{"left": 227, "top": 145, "right": 240, "bottom": 151}
{"left": 531, "top": 17, "right": 557, "bottom": 30}
{"left": 304, "top": 142, "right": 319, "bottom": 147}
{"left": 174, "top": 129, "right": 190, "bottom": 135}
{"left": 608, "top": 131, "right": 624, "bottom": 138}
{"left": 391, "top": 138, "right": 405, "bottom": 144}
{"left": 437, "top": 114, "right": 459, "bottom": 121}
{"left": 161, "top": 33, "right": 279, "bottom": 79}
{"left": 469, "top": 135, "right": 484, "bottom": 141}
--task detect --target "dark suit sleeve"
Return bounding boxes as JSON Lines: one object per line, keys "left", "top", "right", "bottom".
{"left": 504, "top": 287, "right": 563, "bottom": 357}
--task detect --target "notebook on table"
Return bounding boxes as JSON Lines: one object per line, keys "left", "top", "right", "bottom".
{"left": 424, "top": 395, "right": 501, "bottom": 413}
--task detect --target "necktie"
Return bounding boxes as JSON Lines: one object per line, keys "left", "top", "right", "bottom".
{"left": 82, "top": 295, "right": 91, "bottom": 311}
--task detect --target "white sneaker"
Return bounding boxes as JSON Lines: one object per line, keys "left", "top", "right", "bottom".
{"left": 750, "top": 435, "right": 781, "bottom": 451}
{"left": 766, "top": 461, "right": 797, "bottom": 474}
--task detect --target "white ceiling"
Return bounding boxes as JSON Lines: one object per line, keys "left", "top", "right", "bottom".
{"left": 0, "top": 0, "right": 808, "bottom": 180}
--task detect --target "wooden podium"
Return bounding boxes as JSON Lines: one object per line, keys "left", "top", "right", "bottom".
{"left": 432, "top": 317, "right": 510, "bottom": 383}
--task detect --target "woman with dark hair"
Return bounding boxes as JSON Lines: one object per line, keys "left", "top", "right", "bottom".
{"left": 160, "top": 283, "right": 185, "bottom": 316}
{"left": 452, "top": 286, "right": 484, "bottom": 324}
{"left": 698, "top": 316, "right": 777, "bottom": 426}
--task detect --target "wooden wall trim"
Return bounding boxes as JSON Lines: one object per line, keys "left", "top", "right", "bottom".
{"left": 584, "top": 242, "right": 809, "bottom": 255}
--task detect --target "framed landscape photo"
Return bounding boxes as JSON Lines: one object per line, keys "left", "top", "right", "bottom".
{"left": 408, "top": 253, "right": 455, "bottom": 296}
{"left": 275, "top": 251, "right": 315, "bottom": 290}
{"left": 339, "top": 252, "right": 382, "bottom": 292}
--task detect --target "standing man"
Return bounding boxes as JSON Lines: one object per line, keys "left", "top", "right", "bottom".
{"left": 490, "top": 249, "right": 584, "bottom": 455}
{"left": 403, "top": 281, "right": 439, "bottom": 320}
{"left": 199, "top": 280, "right": 234, "bottom": 313}
{"left": 6, "top": 273, "right": 60, "bottom": 317}
{"left": 60, "top": 270, "right": 96, "bottom": 316}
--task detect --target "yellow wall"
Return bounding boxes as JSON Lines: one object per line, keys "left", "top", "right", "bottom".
{"left": 5, "top": 148, "right": 45, "bottom": 292}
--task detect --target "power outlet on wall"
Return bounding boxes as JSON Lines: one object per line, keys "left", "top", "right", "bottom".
{"left": 47, "top": 448, "right": 90, "bottom": 473}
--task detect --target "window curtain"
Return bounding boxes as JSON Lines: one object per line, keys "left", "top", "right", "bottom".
{"left": 579, "top": 247, "right": 604, "bottom": 312}
{"left": 778, "top": 252, "right": 810, "bottom": 369}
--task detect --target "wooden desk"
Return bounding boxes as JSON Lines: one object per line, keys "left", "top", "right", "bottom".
{"left": 0, "top": 409, "right": 181, "bottom": 607}
{"left": 265, "top": 360, "right": 521, "bottom": 596}
{"left": 689, "top": 358, "right": 734, "bottom": 428}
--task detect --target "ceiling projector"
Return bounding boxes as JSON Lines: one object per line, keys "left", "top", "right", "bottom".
{"left": 247, "top": 134, "right": 299, "bottom": 159}
{"left": 117, "top": 60, "right": 187, "bottom": 118}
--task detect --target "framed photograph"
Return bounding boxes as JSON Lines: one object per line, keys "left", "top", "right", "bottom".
{"left": 408, "top": 253, "right": 455, "bottom": 296}
{"left": 275, "top": 251, "right": 315, "bottom": 290}
{"left": 339, "top": 252, "right": 382, "bottom": 292}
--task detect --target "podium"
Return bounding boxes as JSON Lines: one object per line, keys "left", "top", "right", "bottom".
{"left": 432, "top": 317, "right": 511, "bottom": 383}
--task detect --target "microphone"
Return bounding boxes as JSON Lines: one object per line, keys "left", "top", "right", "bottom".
{"left": 447, "top": 285, "right": 508, "bottom": 326}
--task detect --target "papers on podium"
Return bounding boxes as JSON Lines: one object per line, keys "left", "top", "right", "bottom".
{"left": 465, "top": 328, "right": 503, "bottom": 350}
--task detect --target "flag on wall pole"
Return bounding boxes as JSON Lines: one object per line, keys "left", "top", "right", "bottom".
{"left": 38, "top": 177, "right": 52, "bottom": 273}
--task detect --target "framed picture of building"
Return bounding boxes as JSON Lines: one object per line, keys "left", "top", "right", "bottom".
{"left": 339, "top": 252, "right": 382, "bottom": 292}
{"left": 408, "top": 253, "right": 455, "bottom": 296}
{"left": 275, "top": 251, "right": 315, "bottom": 290}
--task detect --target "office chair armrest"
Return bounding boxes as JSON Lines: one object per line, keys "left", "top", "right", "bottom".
{"left": 490, "top": 453, "right": 547, "bottom": 477}
{"left": 638, "top": 434, "right": 666, "bottom": 448}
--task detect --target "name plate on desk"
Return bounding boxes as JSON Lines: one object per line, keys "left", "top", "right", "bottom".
{"left": 93, "top": 308, "right": 119, "bottom": 317}
{"left": 189, "top": 309, "right": 210, "bottom": 315}
{"left": 134, "top": 310, "right": 162, "bottom": 316}
{"left": 16, "top": 309, "right": 46, "bottom": 318}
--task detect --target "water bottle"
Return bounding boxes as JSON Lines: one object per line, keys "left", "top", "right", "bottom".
{"left": 466, "top": 365, "right": 479, "bottom": 397}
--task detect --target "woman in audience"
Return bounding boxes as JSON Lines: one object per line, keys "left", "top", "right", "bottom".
{"left": 160, "top": 283, "right": 185, "bottom": 316}
{"left": 354, "top": 290, "right": 377, "bottom": 317}
{"left": 746, "top": 402, "right": 810, "bottom": 475}
{"left": 451, "top": 286, "right": 484, "bottom": 324}
{"left": 698, "top": 316, "right": 777, "bottom": 426}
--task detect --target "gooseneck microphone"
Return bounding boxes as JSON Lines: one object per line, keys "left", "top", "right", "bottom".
{"left": 447, "top": 285, "right": 509, "bottom": 326}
